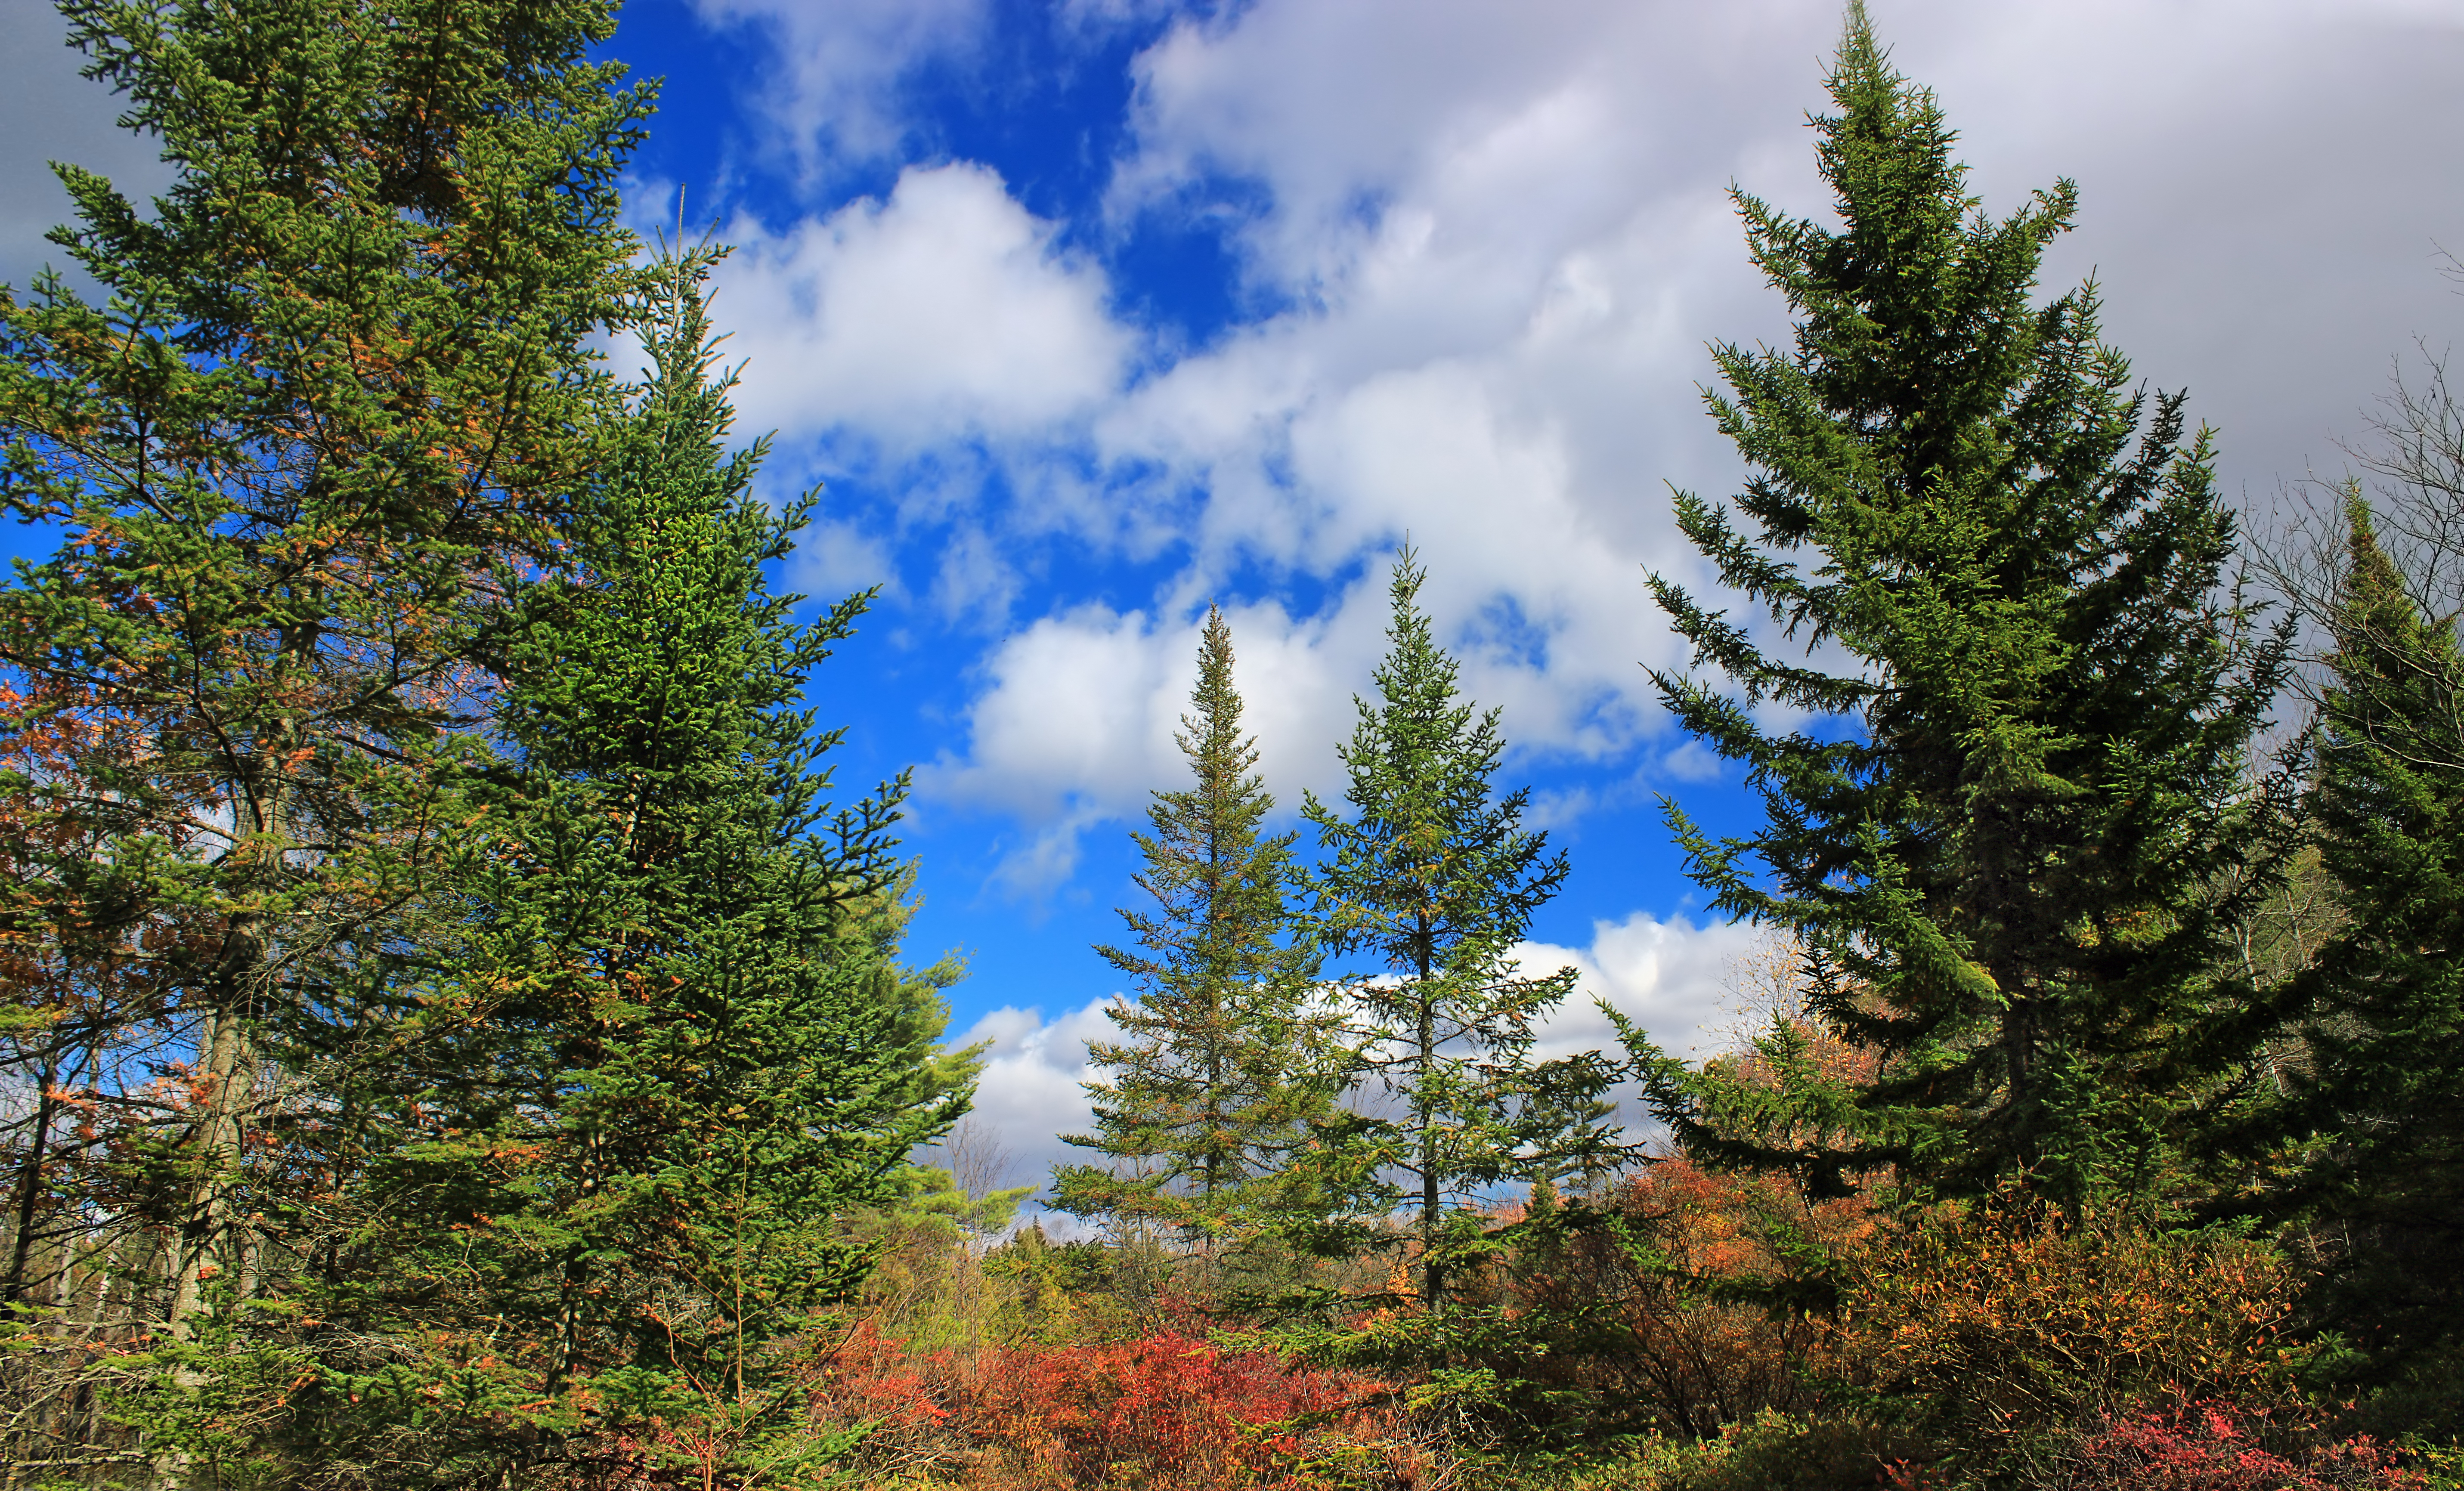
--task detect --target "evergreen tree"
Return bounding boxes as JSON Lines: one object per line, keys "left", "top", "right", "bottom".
{"left": 1630, "top": 7, "right": 2287, "bottom": 1209}
{"left": 297, "top": 250, "right": 977, "bottom": 1484}
{"left": 1054, "top": 606, "right": 1337, "bottom": 1250}
{"left": 2234, "top": 495, "right": 2464, "bottom": 1417}
{"left": 0, "top": 0, "right": 647, "bottom": 1475}
{"left": 1301, "top": 550, "right": 1610, "bottom": 1311}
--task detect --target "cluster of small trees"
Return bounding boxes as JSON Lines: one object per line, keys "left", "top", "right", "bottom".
{"left": 1051, "top": 557, "right": 1618, "bottom": 1320}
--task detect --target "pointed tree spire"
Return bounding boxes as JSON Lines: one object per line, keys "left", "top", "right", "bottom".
{"left": 1300, "top": 549, "right": 1610, "bottom": 1311}
{"left": 1631, "top": 9, "right": 2290, "bottom": 1209}
{"left": 1054, "top": 606, "right": 1340, "bottom": 1251}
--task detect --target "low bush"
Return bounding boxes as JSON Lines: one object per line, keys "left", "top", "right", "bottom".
{"left": 811, "top": 1321, "right": 1432, "bottom": 1489}
{"left": 1463, "top": 1411, "right": 1920, "bottom": 1491}
{"left": 2024, "top": 1402, "right": 2439, "bottom": 1491}
{"left": 1822, "top": 1191, "right": 2310, "bottom": 1465}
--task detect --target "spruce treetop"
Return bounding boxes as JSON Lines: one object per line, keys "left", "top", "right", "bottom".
{"left": 1637, "top": 6, "right": 2288, "bottom": 1208}
{"left": 1057, "top": 605, "right": 1337, "bottom": 1247}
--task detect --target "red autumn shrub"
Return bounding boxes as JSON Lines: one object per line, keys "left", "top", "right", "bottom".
{"left": 812, "top": 1321, "right": 1404, "bottom": 1488}
{"left": 814, "top": 1317, "right": 950, "bottom": 1434}
{"left": 962, "top": 1330, "right": 1373, "bottom": 1484}
{"left": 2049, "top": 1402, "right": 2429, "bottom": 1490}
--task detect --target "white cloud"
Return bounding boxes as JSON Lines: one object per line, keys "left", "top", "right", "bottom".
{"left": 951, "top": 910, "right": 1764, "bottom": 1206}
{"left": 692, "top": 0, "right": 991, "bottom": 178}
{"left": 678, "top": 0, "right": 2464, "bottom": 903}
{"left": 1523, "top": 912, "right": 1770, "bottom": 1067}
{"left": 711, "top": 163, "right": 1130, "bottom": 451}
{"left": 790, "top": 515, "right": 901, "bottom": 600}
{"left": 922, "top": 591, "right": 1401, "bottom": 895}
{"left": 944, "top": 0, "right": 2464, "bottom": 867}
{"left": 928, "top": 604, "right": 1188, "bottom": 817}
{"left": 952, "top": 998, "right": 1117, "bottom": 1200}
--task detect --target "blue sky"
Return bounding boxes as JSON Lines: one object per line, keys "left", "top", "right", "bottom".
{"left": 5, "top": 0, "right": 2461, "bottom": 1194}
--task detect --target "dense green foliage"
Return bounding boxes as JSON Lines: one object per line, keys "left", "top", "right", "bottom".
{"left": 0, "top": 0, "right": 653, "bottom": 1353}
{"left": 269, "top": 252, "right": 976, "bottom": 1482}
{"left": 2217, "top": 495, "right": 2464, "bottom": 1423}
{"left": 0, "top": 6, "right": 969, "bottom": 1486}
{"left": 1631, "top": 6, "right": 2289, "bottom": 1210}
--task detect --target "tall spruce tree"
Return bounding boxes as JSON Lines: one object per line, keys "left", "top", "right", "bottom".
{"left": 2231, "top": 495, "right": 2464, "bottom": 1415}
{"left": 291, "top": 251, "right": 977, "bottom": 1485}
{"left": 1631, "top": 7, "right": 2287, "bottom": 1209}
{"left": 1054, "top": 607, "right": 1337, "bottom": 1249}
{"left": 0, "top": 0, "right": 648, "bottom": 1476}
{"left": 1301, "top": 551, "right": 1610, "bottom": 1311}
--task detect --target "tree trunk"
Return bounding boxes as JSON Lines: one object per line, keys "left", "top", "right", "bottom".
{"left": 4, "top": 1039, "right": 64, "bottom": 1305}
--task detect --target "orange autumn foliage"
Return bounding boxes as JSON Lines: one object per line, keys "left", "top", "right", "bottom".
{"left": 1821, "top": 1190, "right": 2312, "bottom": 1459}
{"left": 808, "top": 1319, "right": 1421, "bottom": 1490}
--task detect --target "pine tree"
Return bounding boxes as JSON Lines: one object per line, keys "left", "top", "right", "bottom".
{"left": 1630, "top": 7, "right": 2288, "bottom": 1210}
{"left": 302, "top": 250, "right": 977, "bottom": 1482}
{"left": 1054, "top": 606, "right": 1337, "bottom": 1250}
{"left": 2237, "top": 494, "right": 2464, "bottom": 1412}
{"left": 1301, "top": 550, "right": 1611, "bottom": 1311}
{"left": 0, "top": 0, "right": 648, "bottom": 1475}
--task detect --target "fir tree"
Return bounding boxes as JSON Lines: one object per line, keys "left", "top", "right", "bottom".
{"left": 1630, "top": 7, "right": 2287, "bottom": 1209}
{"left": 1054, "top": 606, "right": 1337, "bottom": 1250}
{"left": 303, "top": 250, "right": 977, "bottom": 1482}
{"left": 0, "top": 0, "right": 648, "bottom": 1475}
{"left": 2237, "top": 494, "right": 2464, "bottom": 1414}
{"left": 1301, "top": 550, "right": 1611, "bottom": 1310}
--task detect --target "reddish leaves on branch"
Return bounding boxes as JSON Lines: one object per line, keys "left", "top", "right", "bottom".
{"left": 814, "top": 1321, "right": 1399, "bottom": 1490}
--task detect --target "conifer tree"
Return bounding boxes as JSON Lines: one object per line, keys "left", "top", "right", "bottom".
{"left": 2232, "top": 495, "right": 2464, "bottom": 1411}
{"left": 300, "top": 250, "right": 976, "bottom": 1483}
{"left": 1630, "top": 7, "right": 2287, "bottom": 1209}
{"left": 0, "top": 0, "right": 648, "bottom": 1474}
{"left": 1302, "top": 551, "right": 1611, "bottom": 1310}
{"left": 1054, "top": 607, "right": 1337, "bottom": 1249}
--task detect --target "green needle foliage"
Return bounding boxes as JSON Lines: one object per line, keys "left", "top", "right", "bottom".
{"left": 1055, "top": 606, "right": 1340, "bottom": 1252}
{"left": 2235, "top": 494, "right": 2464, "bottom": 1419}
{"left": 1300, "top": 549, "right": 1613, "bottom": 1312}
{"left": 0, "top": 0, "right": 649, "bottom": 1477}
{"left": 297, "top": 250, "right": 978, "bottom": 1484}
{"left": 1631, "top": 6, "right": 2289, "bottom": 1211}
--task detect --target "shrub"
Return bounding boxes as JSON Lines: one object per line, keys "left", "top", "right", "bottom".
{"left": 2029, "top": 1402, "right": 2433, "bottom": 1490}
{"left": 1823, "top": 1191, "right": 2309, "bottom": 1465}
{"left": 1470, "top": 1410, "right": 1920, "bottom": 1491}
{"left": 810, "top": 1322, "right": 1424, "bottom": 1489}
{"left": 1415, "top": 1160, "right": 1876, "bottom": 1449}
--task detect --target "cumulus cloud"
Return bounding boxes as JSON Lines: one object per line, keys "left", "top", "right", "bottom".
{"left": 923, "top": 596, "right": 1374, "bottom": 893}
{"left": 949, "top": 998, "right": 1116, "bottom": 1202}
{"left": 902, "top": 0, "right": 2464, "bottom": 884}
{"left": 953, "top": 909, "right": 1765, "bottom": 1210}
{"left": 711, "top": 163, "right": 1130, "bottom": 452}
{"left": 692, "top": 0, "right": 991, "bottom": 179}
{"left": 1523, "top": 912, "right": 1771, "bottom": 1067}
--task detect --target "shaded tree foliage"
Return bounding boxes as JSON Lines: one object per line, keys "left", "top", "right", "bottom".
{"left": 1630, "top": 4, "right": 2290, "bottom": 1210}
{"left": 0, "top": 0, "right": 650, "bottom": 1479}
